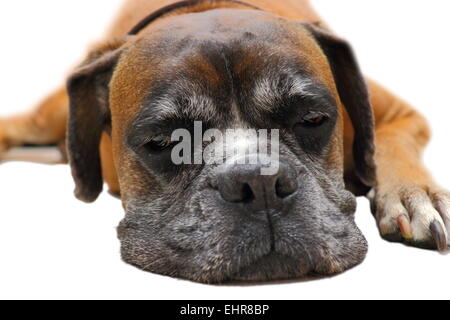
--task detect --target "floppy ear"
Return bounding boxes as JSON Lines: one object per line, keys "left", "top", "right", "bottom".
{"left": 67, "top": 37, "right": 132, "bottom": 203}
{"left": 303, "top": 23, "right": 376, "bottom": 187}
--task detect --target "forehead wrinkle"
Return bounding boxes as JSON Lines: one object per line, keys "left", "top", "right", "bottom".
{"left": 252, "top": 75, "right": 318, "bottom": 112}
{"left": 145, "top": 81, "right": 217, "bottom": 123}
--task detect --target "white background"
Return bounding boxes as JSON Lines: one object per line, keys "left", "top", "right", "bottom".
{"left": 0, "top": 0, "right": 449, "bottom": 300}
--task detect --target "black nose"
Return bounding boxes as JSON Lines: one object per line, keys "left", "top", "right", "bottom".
{"left": 215, "top": 155, "right": 298, "bottom": 211}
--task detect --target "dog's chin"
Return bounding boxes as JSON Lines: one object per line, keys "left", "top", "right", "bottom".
{"left": 224, "top": 252, "right": 311, "bottom": 284}
{"left": 211, "top": 248, "right": 363, "bottom": 284}
{"left": 120, "top": 236, "right": 364, "bottom": 284}
{"left": 126, "top": 252, "right": 314, "bottom": 284}
{"left": 118, "top": 224, "right": 368, "bottom": 284}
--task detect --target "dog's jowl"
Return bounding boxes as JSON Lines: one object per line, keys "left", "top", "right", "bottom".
{"left": 1, "top": 0, "right": 449, "bottom": 284}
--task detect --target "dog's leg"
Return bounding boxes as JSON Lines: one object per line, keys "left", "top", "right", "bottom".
{"left": 0, "top": 86, "right": 121, "bottom": 196}
{"left": 0, "top": 86, "right": 68, "bottom": 163}
{"left": 367, "top": 79, "right": 450, "bottom": 251}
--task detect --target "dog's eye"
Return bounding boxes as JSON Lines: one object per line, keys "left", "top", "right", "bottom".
{"left": 144, "top": 134, "right": 175, "bottom": 152}
{"left": 299, "top": 111, "right": 329, "bottom": 127}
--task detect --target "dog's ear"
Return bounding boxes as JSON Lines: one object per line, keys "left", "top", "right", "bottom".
{"left": 67, "top": 36, "right": 133, "bottom": 203}
{"left": 304, "top": 23, "right": 376, "bottom": 187}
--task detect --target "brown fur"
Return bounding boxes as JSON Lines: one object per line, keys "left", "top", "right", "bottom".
{"left": 0, "top": 0, "right": 429, "bottom": 198}
{"left": 0, "top": 0, "right": 443, "bottom": 251}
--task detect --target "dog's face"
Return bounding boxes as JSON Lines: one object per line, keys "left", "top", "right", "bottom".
{"left": 67, "top": 9, "right": 375, "bottom": 283}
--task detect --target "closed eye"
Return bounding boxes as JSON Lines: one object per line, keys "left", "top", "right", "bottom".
{"left": 143, "top": 134, "right": 177, "bottom": 153}
{"left": 299, "top": 111, "right": 329, "bottom": 127}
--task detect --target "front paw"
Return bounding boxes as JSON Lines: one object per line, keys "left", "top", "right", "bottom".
{"left": 369, "top": 185, "right": 450, "bottom": 252}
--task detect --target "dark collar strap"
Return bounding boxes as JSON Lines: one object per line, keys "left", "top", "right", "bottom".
{"left": 128, "top": 0, "right": 262, "bottom": 35}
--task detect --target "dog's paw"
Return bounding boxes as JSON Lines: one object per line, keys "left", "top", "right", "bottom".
{"left": 369, "top": 185, "right": 450, "bottom": 252}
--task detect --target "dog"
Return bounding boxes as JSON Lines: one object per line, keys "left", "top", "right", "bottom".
{"left": 0, "top": 0, "right": 449, "bottom": 284}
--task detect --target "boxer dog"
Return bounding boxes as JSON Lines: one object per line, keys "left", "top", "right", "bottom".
{"left": 0, "top": 0, "right": 449, "bottom": 283}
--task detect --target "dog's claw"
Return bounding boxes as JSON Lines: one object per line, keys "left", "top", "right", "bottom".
{"left": 374, "top": 186, "right": 450, "bottom": 251}
{"left": 430, "top": 220, "right": 447, "bottom": 252}
{"left": 397, "top": 215, "right": 413, "bottom": 239}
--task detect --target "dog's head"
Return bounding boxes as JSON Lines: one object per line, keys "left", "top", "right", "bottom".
{"left": 66, "top": 8, "right": 375, "bottom": 283}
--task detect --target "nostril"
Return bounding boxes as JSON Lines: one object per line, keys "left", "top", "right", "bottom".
{"left": 275, "top": 177, "right": 298, "bottom": 198}
{"left": 219, "top": 180, "right": 255, "bottom": 203}
{"left": 240, "top": 183, "right": 255, "bottom": 203}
